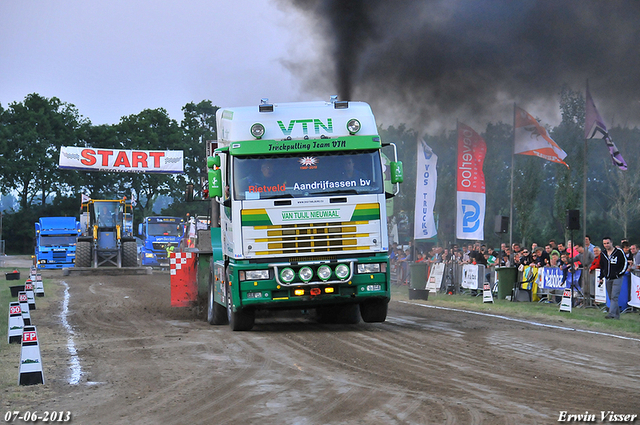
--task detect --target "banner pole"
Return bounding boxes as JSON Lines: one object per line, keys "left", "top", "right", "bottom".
{"left": 509, "top": 103, "right": 515, "bottom": 265}
{"left": 583, "top": 80, "right": 591, "bottom": 306}
{"left": 455, "top": 119, "right": 459, "bottom": 248}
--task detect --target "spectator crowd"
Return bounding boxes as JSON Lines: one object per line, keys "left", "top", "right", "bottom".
{"left": 390, "top": 236, "right": 640, "bottom": 313}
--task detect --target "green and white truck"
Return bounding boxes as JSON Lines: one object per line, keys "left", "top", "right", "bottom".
{"left": 205, "top": 97, "right": 403, "bottom": 330}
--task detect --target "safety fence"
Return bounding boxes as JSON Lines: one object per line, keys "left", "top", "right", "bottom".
{"left": 395, "top": 261, "right": 640, "bottom": 312}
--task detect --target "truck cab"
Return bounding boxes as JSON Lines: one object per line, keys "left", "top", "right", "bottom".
{"left": 138, "top": 217, "right": 185, "bottom": 267}
{"left": 206, "top": 97, "right": 403, "bottom": 330}
{"left": 35, "top": 217, "right": 81, "bottom": 269}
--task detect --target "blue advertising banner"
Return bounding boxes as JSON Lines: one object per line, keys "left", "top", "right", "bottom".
{"left": 539, "top": 267, "right": 581, "bottom": 290}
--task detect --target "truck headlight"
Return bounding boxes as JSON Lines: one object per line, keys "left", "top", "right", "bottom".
{"left": 242, "top": 270, "right": 270, "bottom": 281}
{"left": 346, "top": 119, "right": 361, "bottom": 134}
{"left": 145, "top": 253, "right": 154, "bottom": 258}
{"left": 280, "top": 267, "right": 295, "bottom": 283}
{"left": 317, "top": 265, "right": 331, "bottom": 281}
{"left": 335, "top": 263, "right": 350, "bottom": 280}
{"left": 299, "top": 266, "right": 313, "bottom": 282}
{"left": 251, "top": 123, "right": 265, "bottom": 139}
{"left": 357, "top": 263, "right": 380, "bottom": 274}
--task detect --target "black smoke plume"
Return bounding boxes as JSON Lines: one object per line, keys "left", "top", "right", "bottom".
{"left": 281, "top": 0, "right": 640, "bottom": 129}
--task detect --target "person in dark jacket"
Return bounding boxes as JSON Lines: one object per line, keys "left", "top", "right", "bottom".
{"left": 598, "top": 237, "right": 628, "bottom": 319}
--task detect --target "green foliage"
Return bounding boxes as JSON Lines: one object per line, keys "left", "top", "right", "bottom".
{"left": 0, "top": 94, "right": 87, "bottom": 210}
{"left": 2, "top": 89, "right": 640, "bottom": 254}
{"left": 2, "top": 198, "right": 80, "bottom": 254}
{"left": 116, "top": 108, "right": 184, "bottom": 217}
{"left": 181, "top": 100, "right": 219, "bottom": 189}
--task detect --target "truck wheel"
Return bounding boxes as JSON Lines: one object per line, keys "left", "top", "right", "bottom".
{"left": 226, "top": 282, "right": 254, "bottom": 331}
{"left": 317, "top": 304, "right": 361, "bottom": 324}
{"left": 122, "top": 241, "right": 137, "bottom": 267}
{"left": 207, "top": 273, "right": 228, "bottom": 325}
{"left": 360, "top": 299, "right": 388, "bottom": 323}
{"left": 76, "top": 241, "right": 91, "bottom": 268}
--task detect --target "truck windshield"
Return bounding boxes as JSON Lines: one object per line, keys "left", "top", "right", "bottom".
{"left": 233, "top": 151, "right": 384, "bottom": 200}
{"left": 94, "top": 202, "right": 121, "bottom": 227}
{"left": 148, "top": 223, "right": 183, "bottom": 236}
{"left": 40, "top": 236, "right": 77, "bottom": 247}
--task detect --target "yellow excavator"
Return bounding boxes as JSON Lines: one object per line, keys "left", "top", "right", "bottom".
{"left": 76, "top": 199, "right": 137, "bottom": 268}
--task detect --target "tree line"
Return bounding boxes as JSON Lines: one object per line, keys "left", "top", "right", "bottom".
{"left": 1, "top": 88, "right": 639, "bottom": 254}
{"left": 0, "top": 93, "right": 215, "bottom": 253}
{"left": 384, "top": 85, "right": 640, "bottom": 250}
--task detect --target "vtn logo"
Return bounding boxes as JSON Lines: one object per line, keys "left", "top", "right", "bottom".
{"left": 277, "top": 119, "right": 333, "bottom": 136}
{"left": 461, "top": 199, "right": 480, "bottom": 232}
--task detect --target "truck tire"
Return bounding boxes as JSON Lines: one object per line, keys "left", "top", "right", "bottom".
{"left": 360, "top": 299, "right": 388, "bottom": 323}
{"left": 317, "top": 304, "right": 361, "bottom": 324}
{"left": 76, "top": 241, "right": 92, "bottom": 268}
{"left": 207, "top": 273, "right": 228, "bottom": 325}
{"left": 122, "top": 241, "right": 138, "bottom": 267}
{"left": 226, "top": 282, "right": 254, "bottom": 331}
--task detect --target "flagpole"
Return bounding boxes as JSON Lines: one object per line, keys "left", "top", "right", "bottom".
{"left": 455, "top": 119, "right": 459, "bottom": 251}
{"left": 583, "top": 80, "right": 590, "bottom": 306}
{"left": 509, "top": 103, "right": 515, "bottom": 266}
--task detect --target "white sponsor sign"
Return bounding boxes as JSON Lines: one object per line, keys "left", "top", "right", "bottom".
{"left": 461, "top": 264, "right": 480, "bottom": 290}
{"left": 594, "top": 269, "right": 607, "bottom": 304}
{"left": 414, "top": 140, "right": 437, "bottom": 240}
{"left": 427, "top": 263, "right": 445, "bottom": 292}
{"left": 59, "top": 146, "right": 183, "bottom": 173}
{"left": 629, "top": 273, "right": 640, "bottom": 308}
{"left": 456, "top": 191, "right": 486, "bottom": 241}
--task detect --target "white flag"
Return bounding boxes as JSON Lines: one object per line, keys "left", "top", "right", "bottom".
{"left": 414, "top": 139, "right": 437, "bottom": 240}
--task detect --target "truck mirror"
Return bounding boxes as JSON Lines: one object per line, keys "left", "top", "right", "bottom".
{"left": 207, "top": 155, "right": 220, "bottom": 168}
{"left": 138, "top": 223, "right": 143, "bottom": 236}
{"left": 390, "top": 161, "right": 403, "bottom": 184}
{"left": 208, "top": 169, "right": 223, "bottom": 198}
{"left": 185, "top": 184, "right": 194, "bottom": 202}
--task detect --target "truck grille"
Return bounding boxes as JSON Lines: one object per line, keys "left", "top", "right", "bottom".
{"left": 152, "top": 242, "right": 180, "bottom": 251}
{"left": 52, "top": 252, "right": 67, "bottom": 261}
{"left": 243, "top": 221, "right": 380, "bottom": 256}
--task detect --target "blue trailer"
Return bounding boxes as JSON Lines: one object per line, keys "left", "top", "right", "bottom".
{"left": 138, "top": 216, "right": 185, "bottom": 267}
{"left": 35, "top": 217, "right": 81, "bottom": 269}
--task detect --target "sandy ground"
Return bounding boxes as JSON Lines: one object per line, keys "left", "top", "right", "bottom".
{"left": 2, "top": 262, "right": 640, "bottom": 424}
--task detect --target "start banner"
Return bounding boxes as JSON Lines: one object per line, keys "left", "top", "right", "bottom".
{"left": 59, "top": 146, "right": 184, "bottom": 174}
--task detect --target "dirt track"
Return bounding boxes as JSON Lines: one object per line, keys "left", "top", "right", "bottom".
{"left": 4, "top": 270, "right": 640, "bottom": 424}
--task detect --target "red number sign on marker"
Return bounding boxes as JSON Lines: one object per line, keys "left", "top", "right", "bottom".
{"left": 19, "top": 294, "right": 28, "bottom": 302}
{"left": 25, "top": 283, "right": 33, "bottom": 290}
{"left": 10, "top": 305, "right": 21, "bottom": 315}
{"left": 23, "top": 331, "right": 37, "bottom": 342}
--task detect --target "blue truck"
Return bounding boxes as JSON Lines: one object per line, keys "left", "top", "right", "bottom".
{"left": 137, "top": 216, "right": 185, "bottom": 267}
{"left": 35, "top": 217, "right": 81, "bottom": 269}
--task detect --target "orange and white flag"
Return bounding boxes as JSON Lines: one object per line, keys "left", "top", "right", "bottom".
{"left": 514, "top": 106, "right": 568, "bottom": 167}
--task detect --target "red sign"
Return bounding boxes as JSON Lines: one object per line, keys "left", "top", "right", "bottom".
{"left": 456, "top": 123, "right": 487, "bottom": 193}
{"left": 19, "top": 293, "right": 28, "bottom": 302}
{"left": 25, "top": 283, "right": 33, "bottom": 290}
{"left": 22, "top": 331, "right": 37, "bottom": 342}
{"left": 59, "top": 146, "right": 184, "bottom": 174}
{"left": 10, "top": 305, "right": 21, "bottom": 315}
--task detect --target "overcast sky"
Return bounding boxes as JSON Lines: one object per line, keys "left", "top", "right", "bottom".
{"left": 2, "top": 1, "right": 639, "bottom": 134}
{"left": 0, "top": 0, "right": 319, "bottom": 125}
